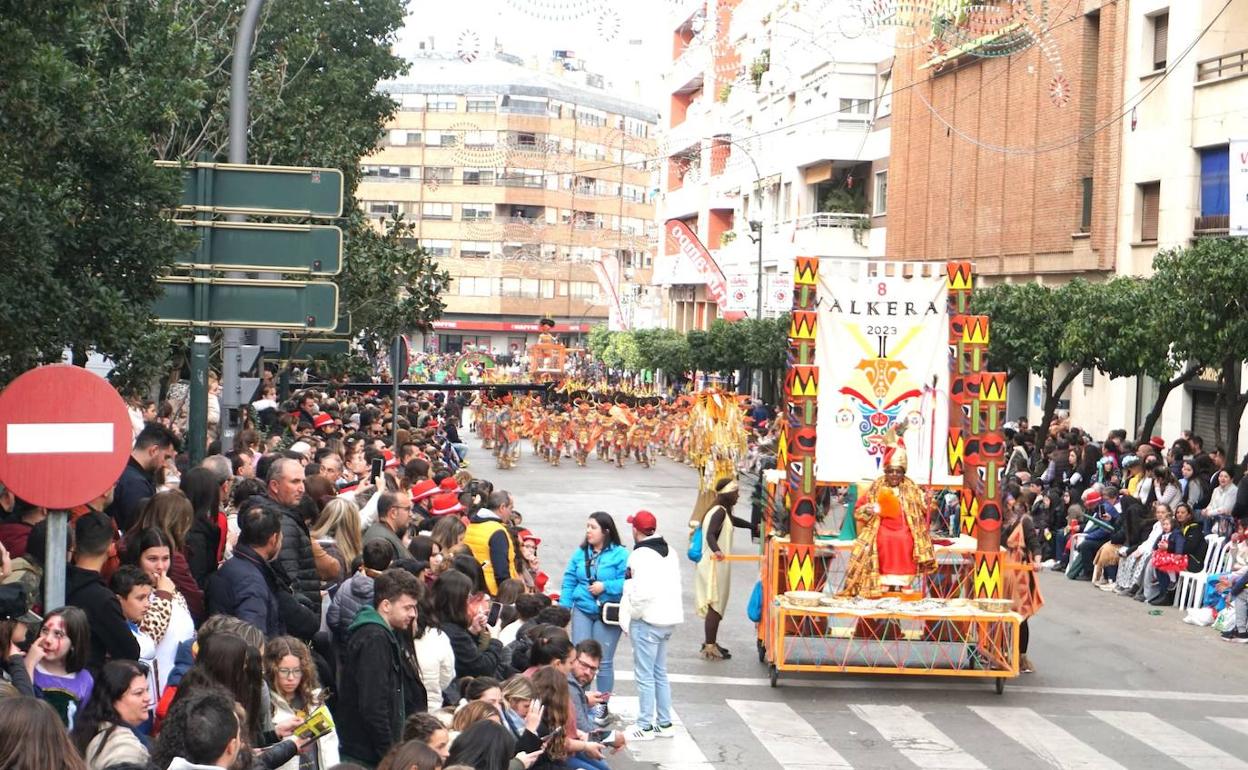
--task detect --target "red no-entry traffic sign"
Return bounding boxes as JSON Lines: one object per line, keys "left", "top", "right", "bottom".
{"left": 0, "top": 365, "right": 132, "bottom": 509}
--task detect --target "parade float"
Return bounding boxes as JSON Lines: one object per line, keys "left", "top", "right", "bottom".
{"left": 757, "top": 258, "right": 1023, "bottom": 692}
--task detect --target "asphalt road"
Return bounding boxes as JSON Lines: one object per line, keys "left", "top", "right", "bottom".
{"left": 463, "top": 432, "right": 1248, "bottom": 770}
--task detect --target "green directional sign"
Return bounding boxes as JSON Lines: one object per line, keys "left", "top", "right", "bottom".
{"left": 158, "top": 161, "right": 344, "bottom": 218}
{"left": 152, "top": 278, "right": 339, "bottom": 331}
{"left": 280, "top": 338, "right": 351, "bottom": 360}
{"left": 332, "top": 312, "right": 353, "bottom": 336}
{"left": 176, "top": 221, "right": 342, "bottom": 274}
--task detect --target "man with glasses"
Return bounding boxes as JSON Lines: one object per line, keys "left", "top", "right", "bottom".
{"left": 363, "top": 490, "right": 412, "bottom": 560}
{"left": 567, "top": 639, "right": 622, "bottom": 768}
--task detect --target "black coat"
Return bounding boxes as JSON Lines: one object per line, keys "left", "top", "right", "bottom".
{"left": 1110, "top": 495, "right": 1150, "bottom": 548}
{"left": 185, "top": 514, "right": 222, "bottom": 589}
{"left": 105, "top": 457, "right": 155, "bottom": 532}
{"left": 250, "top": 495, "right": 321, "bottom": 615}
{"left": 442, "top": 620, "right": 510, "bottom": 680}
{"left": 337, "top": 608, "right": 414, "bottom": 764}
{"left": 65, "top": 565, "right": 140, "bottom": 673}
{"left": 206, "top": 544, "right": 284, "bottom": 638}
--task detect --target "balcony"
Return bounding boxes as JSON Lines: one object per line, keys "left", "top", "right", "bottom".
{"left": 1196, "top": 48, "right": 1248, "bottom": 83}
{"left": 1194, "top": 214, "right": 1229, "bottom": 237}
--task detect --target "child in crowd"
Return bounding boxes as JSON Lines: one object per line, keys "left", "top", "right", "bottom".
{"left": 110, "top": 566, "right": 158, "bottom": 712}
{"left": 28, "top": 606, "right": 94, "bottom": 728}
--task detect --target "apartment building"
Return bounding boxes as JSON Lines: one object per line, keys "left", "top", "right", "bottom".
{"left": 656, "top": 0, "right": 894, "bottom": 331}
{"left": 360, "top": 51, "right": 660, "bottom": 355}
{"left": 886, "top": 0, "right": 1248, "bottom": 446}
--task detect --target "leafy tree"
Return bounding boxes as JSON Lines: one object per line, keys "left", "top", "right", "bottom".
{"left": 1153, "top": 237, "right": 1248, "bottom": 458}
{"left": 1093, "top": 276, "right": 1202, "bottom": 439}
{"left": 971, "top": 281, "right": 1099, "bottom": 445}
{"left": 339, "top": 215, "right": 450, "bottom": 358}
{"left": 0, "top": 2, "right": 192, "bottom": 392}
{"left": 647, "top": 332, "right": 693, "bottom": 378}
{"left": 587, "top": 325, "right": 613, "bottom": 360}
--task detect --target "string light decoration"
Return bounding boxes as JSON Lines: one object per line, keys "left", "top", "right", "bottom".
{"left": 504, "top": 0, "right": 596, "bottom": 21}
{"left": 456, "top": 29, "right": 481, "bottom": 63}
{"left": 448, "top": 121, "right": 510, "bottom": 167}
{"left": 596, "top": 8, "right": 621, "bottom": 42}
{"left": 844, "top": 0, "right": 1070, "bottom": 106}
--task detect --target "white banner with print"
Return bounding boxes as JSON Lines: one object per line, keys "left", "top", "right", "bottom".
{"left": 1232, "top": 139, "right": 1248, "bottom": 237}
{"left": 814, "top": 260, "right": 957, "bottom": 485}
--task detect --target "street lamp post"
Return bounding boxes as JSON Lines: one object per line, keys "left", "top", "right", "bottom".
{"left": 748, "top": 219, "right": 763, "bottom": 319}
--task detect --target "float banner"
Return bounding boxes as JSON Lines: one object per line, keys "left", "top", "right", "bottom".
{"left": 664, "top": 219, "right": 729, "bottom": 312}
{"left": 1231, "top": 139, "right": 1248, "bottom": 237}
{"left": 814, "top": 260, "right": 957, "bottom": 485}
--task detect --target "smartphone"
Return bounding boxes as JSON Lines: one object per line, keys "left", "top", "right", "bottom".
{"left": 487, "top": 601, "right": 504, "bottom": 626}
{"left": 542, "top": 725, "right": 565, "bottom": 745}
{"left": 369, "top": 457, "right": 385, "bottom": 485}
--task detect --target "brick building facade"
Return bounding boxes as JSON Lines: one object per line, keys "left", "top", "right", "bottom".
{"left": 885, "top": 3, "right": 1128, "bottom": 277}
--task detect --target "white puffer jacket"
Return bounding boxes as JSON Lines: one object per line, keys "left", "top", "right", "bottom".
{"left": 621, "top": 536, "right": 685, "bottom": 631}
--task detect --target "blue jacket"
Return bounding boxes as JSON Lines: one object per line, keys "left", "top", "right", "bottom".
{"left": 206, "top": 544, "right": 283, "bottom": 637}
{"left": 559, "top": 543, "right": 629, "bottom": 616}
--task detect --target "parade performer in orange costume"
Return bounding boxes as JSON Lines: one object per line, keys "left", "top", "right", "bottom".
{"left": 841, "top": 428, "right": 937, "bottom": 598}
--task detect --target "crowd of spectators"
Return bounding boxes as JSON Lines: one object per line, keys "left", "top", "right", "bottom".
{"left": 0, "top": 385, "right": 685, "bottom": 770}
{"left": 996, "top": 418, "right": 1248, "bottom": 645}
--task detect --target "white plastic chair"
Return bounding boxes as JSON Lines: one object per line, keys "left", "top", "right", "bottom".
{"left": 1175, "top": 535, "right": 1227, "bottom": 610}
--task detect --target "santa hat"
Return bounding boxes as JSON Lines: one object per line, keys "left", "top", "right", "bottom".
{"left": 410, "top": 479, "right": 439, "bottom": 502}
{"left": 430, "top": 492, "right": 465, "bottom": 517}
{"left": 439, "top": 477, "right": 461, "bottom": 494}
{"left": 384, "top": 450, "right": 399, "bottom": 469}
{"left": 1082, "top": 489, "right": 1103, "bottom": 509}
{"left": 313, "top": 412, "right": 334, "bottom": 430}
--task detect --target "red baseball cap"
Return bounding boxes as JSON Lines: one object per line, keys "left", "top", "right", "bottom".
{"left": 518, "top": 528, "right": 541, "bottom": 545}
{"left": 627, "top": 510, "right": 657, "bottom": 534}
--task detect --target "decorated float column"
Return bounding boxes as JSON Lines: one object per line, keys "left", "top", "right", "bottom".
{"left": 781, "top": 256, "right": 820, "bottom": 591}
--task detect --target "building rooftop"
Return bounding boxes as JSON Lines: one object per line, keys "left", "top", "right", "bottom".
{"left": 382, "top": 52, "right": 660, "bottom": 124}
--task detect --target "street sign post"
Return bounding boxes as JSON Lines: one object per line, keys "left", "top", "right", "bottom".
{"left": 152, "top": 278, "right": 340, "bottom": 330}
{"left": 0, "top": 365, "right": 133, "bottom": 609}
{"left": 158, "top": 161, "right": 344, "bottom": 218}
{"left": 176, "top": 221, "right": 342, "bottom": 274}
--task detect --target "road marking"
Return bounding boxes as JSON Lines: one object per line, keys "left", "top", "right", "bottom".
{"left": 608, "top": 695, "right": 714, "bottom": 770}
{"left": 613, "top": 670, "right": 1248, "bottom": 703}
{"left": 725, "top": 699, "right": 852, "bottom": 769}
{"left": 6, "top": 423, "right": 114, "bottom": 453}
{"left": 970, "top": 706, "right": 1127, "bottom": 770}
{"left": 850, "top": 704, "right": 986, "bottom": 769}
{"left": 1208, "top": 716, "right": 1248, "bottom": 736}
{"left": 1092, "top": 711, "right": 1248, "bottom": 770}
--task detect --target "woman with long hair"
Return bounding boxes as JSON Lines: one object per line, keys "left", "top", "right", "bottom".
{"left": 559, "top": 512, "right": 628, "bottom": 699}
{"left": 264, "top": 636, "right": 339, "bottom": 769}
{"left": 181, "top": 466, "right": 225, "bottom": 589}
{"left": 122, "top": 527, "right": 196, "bottom": 695}
{"left": 528, "top": 666, "right": 575, "bottom": 769}
{"left": 171, "top": 632, "right": 264, "bottom": 742}
{"left": 1002, "top": 499, "right": 1044, "bottom": 674}
{"left": 0, "top": 696, "right": 88, "bottom": 770}
{"left": 430, "top": 516, "right": 467, "bottom": 554}
{"left": 126, "top": 490, "right": 204, "bottom": 621}
{"left": 444, "top": 719, "right": 523, "bottom": 770}
{"left": 432, "top": 571, "right": 509, "bottom": 680}
{"left": 408, "top": 535, "right": 445, "bottom": 578}
{"left": 70, "top": 660, "right": 151, "bottom": 770}
{"left": 378, "top": 740, "right": 445, "bottom": 770}
{"left": 312, "top": 497, "right": 364, "bottom": 580}
{"left": 413, "top": 582, "right": 457, "bottom": 712}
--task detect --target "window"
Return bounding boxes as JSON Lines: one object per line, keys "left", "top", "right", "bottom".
{"left": 569, "top": 281, "right": 599, "bottom": 300}
{"left": 421, "top": 202, "right": 453, "bottom": 220}
{"left": 463, "top": 131, "right": 494, "bottom": 147}
{"left": 363, "top": 165, "right": 413, "bottom": 180}
{"left": 387, "top": 129, "right": 422, "bottom": 146}
{"left": 1079, "top": 177, "right": 1093, "bottom": 232}
{"left": 1150, "top": 11, "right": 1169, "bottom": 71}
{"left": 462, "top": 169, "right": 495, "bottom": 186}
{"left": 837, "top": 97, "right": 871, "bottom": 130}
{"left": 501, "top": 95, "right": 547, "bottom": 115}
{"left": 427, "top": 96, "right": 457, "bottom": 112}
{"left": 1138, "top": 181, "right": 1160, "bottom": 242}
{"left": 435, "top": 133, "right": 457, "bottom": 147}
{"left": 422, "top": 240, "right": 452, "bottom": 257}
{"left": 458, "top": 276, "right": 493, "bottom": 296}
{"left": 462, "top": 204, "right": 493, "bottom": 220}
{"left": 575, "top": 109, "right": 606, "bottom": 127}
{"left": 1199, "top": 146, "right": 1229, "bottom": 217}
{"left": 424, "top": 167, "right": 453, "bottom": 183}
{"left": 398, "top": 93, "right": 425, "bottom": 110}
{"left": 873, "top": 170, "right": 888, "bottom": 216}
{"left": 366, "top": 201, "right": 398, "bottom": 218}
{"left": 540, "top": 279, "right": 555, "bottom": 298}
{"left": 466, "top": 98, "right": 495, "bottom": 113}
{"left": 459, "top": 241, "right": 493, "bottom": 258}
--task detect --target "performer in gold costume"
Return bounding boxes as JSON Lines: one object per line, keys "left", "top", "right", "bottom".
{"left": 841, "top": 429, "right": 937, "bottom": 598}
